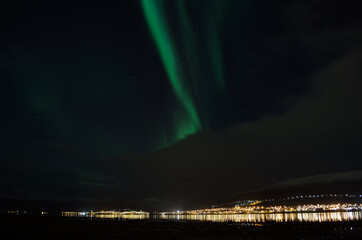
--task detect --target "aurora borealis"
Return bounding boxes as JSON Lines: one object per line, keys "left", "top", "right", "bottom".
{"left": 140, "top": 0, "right": 230, "bottom": 146}
{"left": 140, "top": 0, "right": 230, "bottom": 147}
{"left": 141, "top": 0, "right": 201, "bottom": 142}
{"left": 1, "top": 0, "right": 362, "bottom": 211}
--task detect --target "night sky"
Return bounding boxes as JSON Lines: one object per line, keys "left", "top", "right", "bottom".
{"left": 1, "top": 0, "right": 362, "bottom": 211}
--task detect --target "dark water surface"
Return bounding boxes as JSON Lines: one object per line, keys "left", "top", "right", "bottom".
{"left": 2, "top": 214, "right": 362, "bottom": 239}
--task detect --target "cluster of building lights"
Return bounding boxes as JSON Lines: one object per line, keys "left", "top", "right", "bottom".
{"left": 164, "top": 203, "right": 362, "bottom": 215}
{"left": 61, "top": 210, "right": 149, "bottom": 217}
{"left": 212, "top": 193, "right": 362, "bottom": 208}
{"left": 263, "top": 193, "right": 362, "bottom": 202}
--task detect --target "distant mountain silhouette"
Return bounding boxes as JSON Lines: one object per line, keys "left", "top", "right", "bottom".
{"left": 229, "top": 170, "right": 362, "bottom": 204}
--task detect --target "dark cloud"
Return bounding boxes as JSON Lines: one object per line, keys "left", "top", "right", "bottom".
{"left": 84, "top": 47, "right": 362, "bottom": 210}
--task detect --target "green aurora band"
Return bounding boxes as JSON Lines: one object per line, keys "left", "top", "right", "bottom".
{"left": 141, "top": 0, "right": 201, "bottom": 143}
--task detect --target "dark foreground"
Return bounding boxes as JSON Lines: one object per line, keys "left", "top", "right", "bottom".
{"left": 1, "top": 215, "right": 362, "bottom": 240}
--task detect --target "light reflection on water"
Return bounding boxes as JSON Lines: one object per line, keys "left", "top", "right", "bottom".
{"left": 62, "top": 211, "right": 362, "bottom": 222}
{"left": 157, "top": 211, "right": 362, "bottom": 223}
{"left": 93, "top": 214, "right": 148, "bottom": 220}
